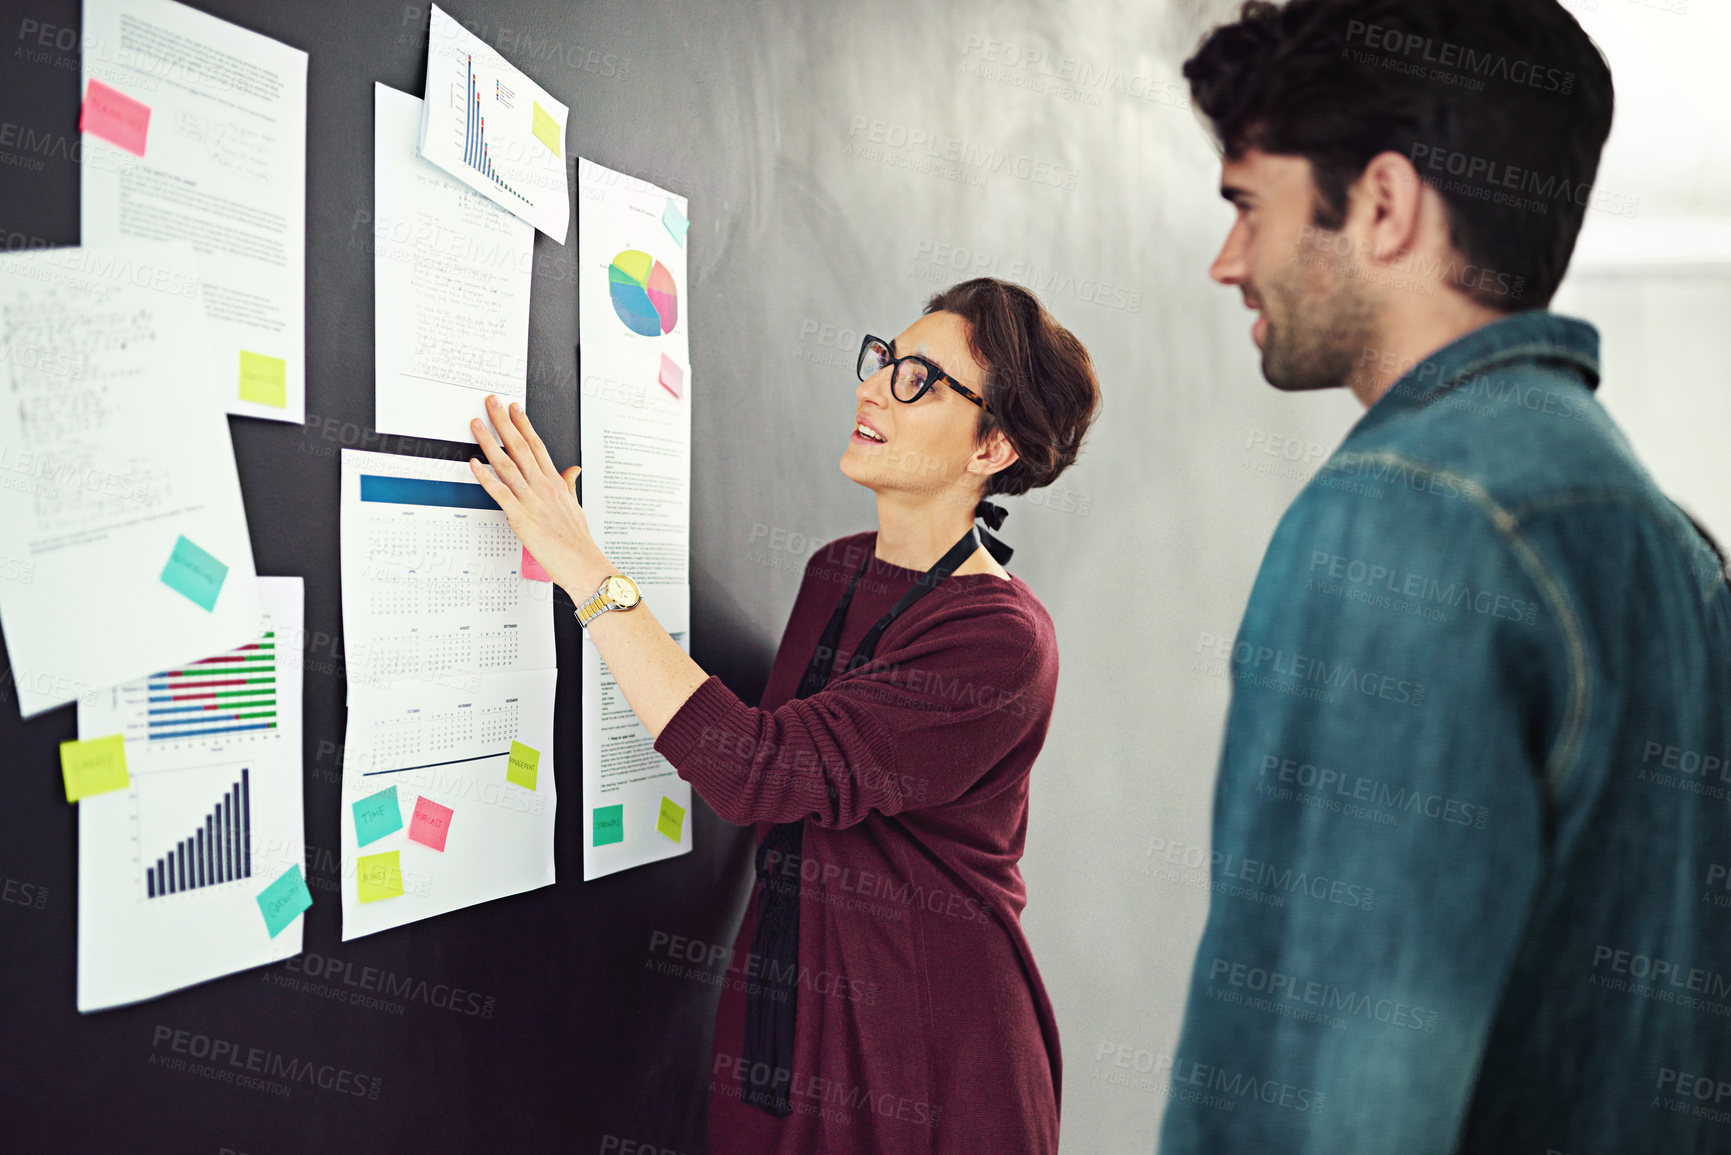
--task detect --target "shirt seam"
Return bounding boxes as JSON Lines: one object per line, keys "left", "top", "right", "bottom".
{"left": 1314, "top": 450, "right": 1591, "bottom": 801}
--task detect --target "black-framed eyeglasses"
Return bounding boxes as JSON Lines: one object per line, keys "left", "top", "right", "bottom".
{"left": 856, "top": 334, "right": 993, "bottom": 414}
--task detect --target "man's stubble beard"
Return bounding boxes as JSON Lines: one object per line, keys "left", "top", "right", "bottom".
{"left": 1260, "top": 251, "right": 1379, "bottom": 393}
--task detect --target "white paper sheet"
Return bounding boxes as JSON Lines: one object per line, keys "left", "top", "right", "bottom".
{"left": 417, "top": 4, "right": 569, "bottom": 243}
{"left": 576, "top": 158, "right": 693, "bottom": 878}
{"left": 81, "top": 0, "right": 308, "bottom": 424}
{"left": 0, "top": 241, "right": 261, "bottom": 718}
{"left": 373, "top": 83, "right": 534, "bottom": 445}
{"left": 76, "top": 577, "right": 305, "bottom": 1012}
{"left": 338, "top": 448, "right": 557, "bottom": 937}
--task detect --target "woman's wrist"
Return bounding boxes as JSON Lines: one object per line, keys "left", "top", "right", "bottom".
{"left": 559, "top": 551, "right": 619, "bottom": 603}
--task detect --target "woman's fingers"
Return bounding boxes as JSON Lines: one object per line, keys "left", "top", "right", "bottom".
{"left": 485, "top": 396, "right": 543, "bottom": 482}
{"left": 471, "top": 415, "right": 529, "bottom": 493}
{"left": 507, "top": 401, "right": 560, "bottom": 479}
{"left": 468, "top": 457, "right": 519, "bottom": 514}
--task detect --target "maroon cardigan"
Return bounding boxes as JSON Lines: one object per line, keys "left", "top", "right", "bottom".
{"left": 653, "top": 531, "right": 1063, "bottom": 1154}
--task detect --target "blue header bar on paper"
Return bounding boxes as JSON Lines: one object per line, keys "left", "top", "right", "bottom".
{"left": 359, "top": 475, "right": 500, "bottom": 510}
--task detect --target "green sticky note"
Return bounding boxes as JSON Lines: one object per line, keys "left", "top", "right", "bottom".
{"left": 531, "top": 101, "right": 561, "bottom": 156}
{"left": 160, "top": 534, "right": 228, "bottom": 611}
{"left": 256, "top": 864, "right": 313, "bottom": 938}
{"left": 506, "top": 741, "right": 539, "bottom": 790}
{"left": 352, "top": 786, "right": 404, "bottom": 847}
{"left": 238, "top": 350, "right": 287, "bottom": 408}
{"left": 656, "top": 795, "right": 686, "bottom": 843}
{"left": 60, "top": 734, "right": 129, "bottom": 802}
{"left": 356, "top": 851, "right": 404, "bottom": 903}
{"left": 593, "top": 804, "right": 624, "bottom": 847}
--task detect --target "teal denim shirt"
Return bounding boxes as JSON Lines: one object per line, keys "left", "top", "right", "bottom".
{"left": 1160, "top": 311, "right": 1731, "bottom": 1154}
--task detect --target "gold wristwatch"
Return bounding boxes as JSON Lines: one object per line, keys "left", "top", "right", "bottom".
{"left": 575, "top": 573, "right": 643, "bottom": 628}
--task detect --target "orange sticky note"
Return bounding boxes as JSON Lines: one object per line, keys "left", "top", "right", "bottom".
{"left": 81, "top": 79, "right": 151, "bottom": 157}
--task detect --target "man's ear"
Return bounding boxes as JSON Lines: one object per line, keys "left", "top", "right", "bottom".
{"left": 1355, "top": 149, "right": 1426, "bottom": 266}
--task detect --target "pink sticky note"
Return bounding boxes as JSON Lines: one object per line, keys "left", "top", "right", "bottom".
{"left": 521, "top": 546, "right": 551, "bottom": 582}
{"left": 80, "top": 80, "right": 151, "bottom": 157}
{"left": 658, "top": 353, "right": 685, "bottom": 400}
{"left": 407, "top": 796, "right": 454, "bottom": 852}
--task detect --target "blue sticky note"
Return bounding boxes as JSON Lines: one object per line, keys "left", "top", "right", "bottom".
{"left": 159, "top": 534, "right": 228, "bottom": 611}
{"left": 661, "top": 197, "right": 688, "bottom": 247}
{"left": 256, "top": 865, "right": 312, "bottom": 938}
{"left": 352, "top": 786, "right": 404, "bottom": 847}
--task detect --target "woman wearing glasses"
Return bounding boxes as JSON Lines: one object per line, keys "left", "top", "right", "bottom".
{"left": 468, "top": 277, "right": 1099, "bottom": 1154}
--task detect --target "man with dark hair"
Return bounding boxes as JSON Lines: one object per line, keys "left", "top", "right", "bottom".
{"left": 1163, "top": 2, "right": 1731, "bottom": 1152}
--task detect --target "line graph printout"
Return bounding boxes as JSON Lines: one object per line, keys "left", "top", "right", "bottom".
{"left": 417, "top": 4, "right": 569, "bottom": 242}
{"left": 82, "top": 0, "right": 309, "bottom": 423}
{"left": 339, "top": 450, "right": 556, "bottom": 937}
{"left": 373, "top": 83, "right": 533, "bottom": 444}
{"left": 76, "top": 577, "right": 305, "bottom": 1012}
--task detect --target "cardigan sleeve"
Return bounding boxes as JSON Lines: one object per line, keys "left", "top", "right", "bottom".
{"left": 653, "top": 594, "right": 1049, "bottom": 829}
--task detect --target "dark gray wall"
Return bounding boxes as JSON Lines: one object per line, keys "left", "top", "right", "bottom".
{"left": 0, "top": 2, "right": 754, "bottom": 1152}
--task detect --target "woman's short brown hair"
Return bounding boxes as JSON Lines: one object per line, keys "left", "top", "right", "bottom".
{"left": 924, "top": 278, "right": 1101, "bottom": 498}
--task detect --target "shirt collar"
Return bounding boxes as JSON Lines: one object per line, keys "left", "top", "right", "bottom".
{"left": 1370, "top": 310, "right": 1601, "bottom": 416}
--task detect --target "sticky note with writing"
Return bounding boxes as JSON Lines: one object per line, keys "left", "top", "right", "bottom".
{"left": 160, "top": 535, "right": 228, "bottom": 611}
{"left": 239, "top": 350, "right": 287, "bottom": 408}
{"left": 532, "top": 101, "right": 562, "bottom": 155}
{"left": 356, "top": 851, "right": 404, "bottom": 903}
{"left": 506, "top": 741, "right": 539, "bottom": 790}
{"left": 60, "top": 734, "right": 129, "bottom": 802}
{"left": 656, "top": 796, "right": 686, "bottom": 842}
{"left": 593, "top": 804, "right": 624, "bottom": 847}
{"left": 352, "top": 786, "right": 404, "bottom": 847}
{"left": 407, "top": 796, "right": 454, "bottom": 852}
{"left": 80, "top": 79, "right": 151, "bottom": 156}
{"left": 662, "top": 198, "right": 689, "bottom": 247}
{"left": 256, "top": 865, "right": 313, "bottom": 938}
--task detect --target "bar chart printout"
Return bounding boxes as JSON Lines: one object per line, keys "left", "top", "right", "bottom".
{"left": 146, "top": 768, "right": 250, "bottom": 898}
{"left": 76, "top": 577, "right": 306, "bottom": 1013}
{"left": 140, "top": 635, "right": 278, "bottom": 742}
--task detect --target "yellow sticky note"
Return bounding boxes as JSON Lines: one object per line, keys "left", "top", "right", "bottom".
{"left": 238, "top": 350, "right": 287, "bottom": 408}
{"left": 506, "top": 741, "right": 540, "bottom": 790}
{"left": 531, "top": 101, "right": 561, "bottom": 156}
{"left": 61, "top": 734, "right": 129, "bottom": 802}
{"left": 656, "top": 795, "right": 686, "bottom": 842}
{"left": 356, "top": 850, "right": 404, "bottom": 903}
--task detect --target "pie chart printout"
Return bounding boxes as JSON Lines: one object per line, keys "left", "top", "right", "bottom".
{"left": 609, "top": 250, "right": 679, "bottom": 337}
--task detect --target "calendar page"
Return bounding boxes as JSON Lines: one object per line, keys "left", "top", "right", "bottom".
{"left": 337, "top": 450, "right": 558, "bottom": 939}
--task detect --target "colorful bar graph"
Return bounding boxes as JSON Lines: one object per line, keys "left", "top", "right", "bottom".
{"left": 143, "top": 634, "right": 277, "bottom": 742}
{"left": 149, "top": 769, "right": 251, "bottom": 899}
{"left": 462, "top": 55, "right": 530, "bottom": 204}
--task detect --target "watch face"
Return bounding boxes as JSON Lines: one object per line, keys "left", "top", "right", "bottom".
{"left": 606, "top": 576, "right": 641, "bottom": 606}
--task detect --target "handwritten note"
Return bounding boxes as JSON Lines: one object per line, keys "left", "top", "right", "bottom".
{"left": 656, "top": 795, "right": 686, "bottom": 843}
{"left": 159, "top": 535, "right": 229, "bottom": 612}
{"left": 593, "top": 804, "right": 624, "bottom": 847}
{"left": 352, "top": 786, "right": 404, "bottom": 847}
{"left": 80, "top": 79, "right": 151, "bottom": 156}
{"left": 256, "top": 865, "right": 313, "bottom": 937}
{"left": 60, "top": 734, "right": 129, "bottom": 802}
{"left": 356, "top": 851, "right": 404, "bottom": 903}
{"left": 506, "top": 740, "right": 539, "bottom": 790}
{"left": 407, "top": 796, "right": 454, "bottom": 852}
